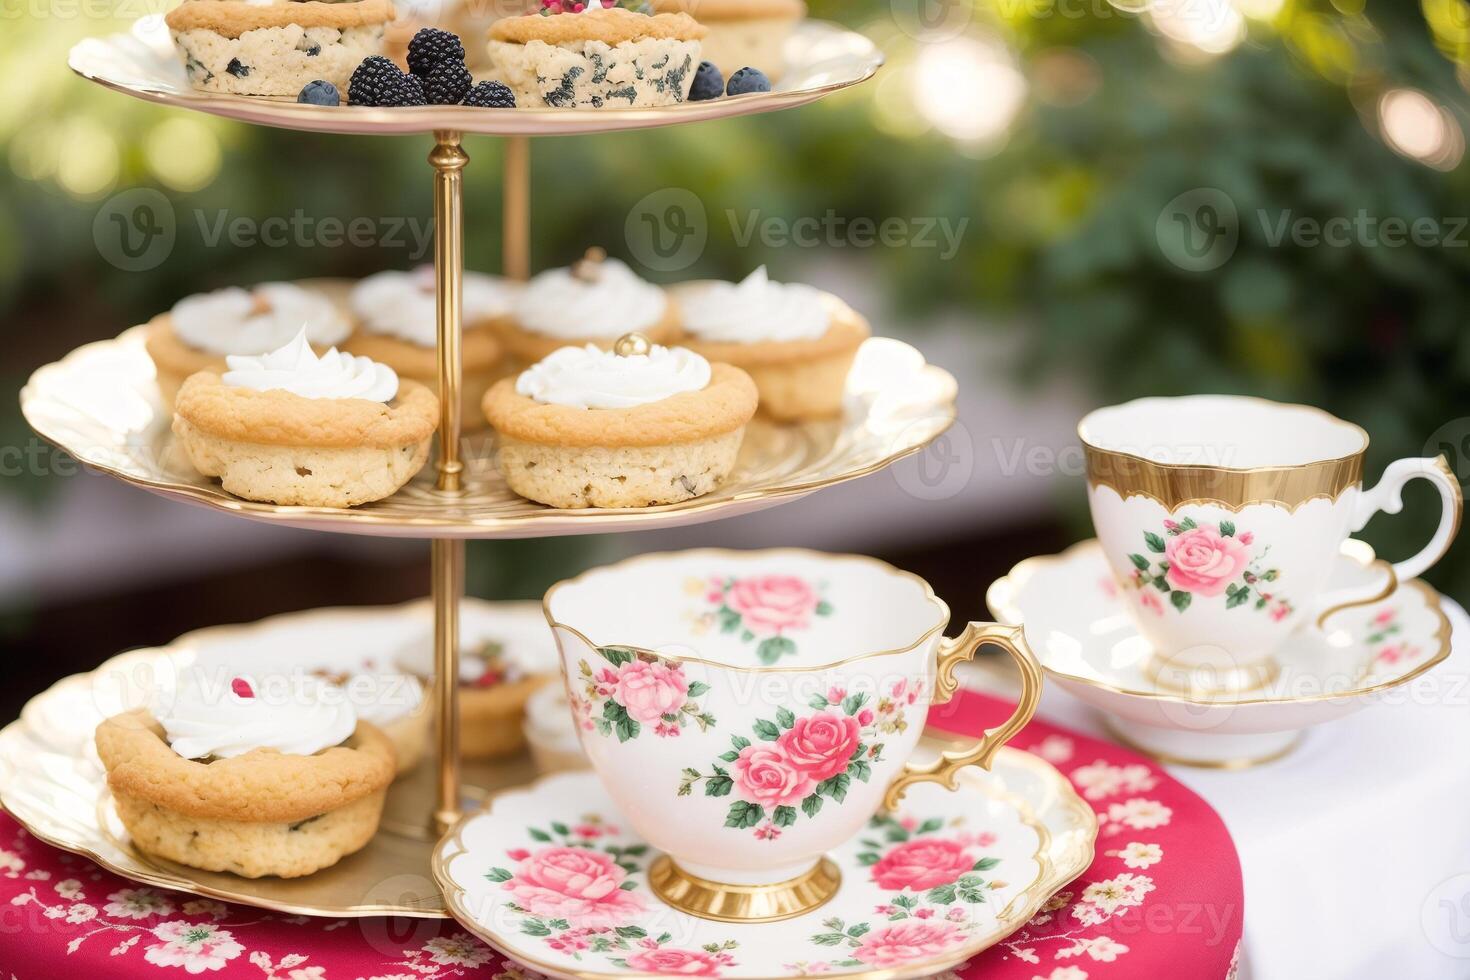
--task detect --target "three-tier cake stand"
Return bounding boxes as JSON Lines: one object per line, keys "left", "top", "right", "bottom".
{"left": 7, "top": 15, "right": 959, "bottom": 918}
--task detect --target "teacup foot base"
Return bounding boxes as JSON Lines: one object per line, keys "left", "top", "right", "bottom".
{"left": 1144, "top": 652, "right": 1282, "bottom": 699}
{"left": 648, "top": 855, "right": 842, "bottom": 923}
{"left": 1102, "top": 717, "right": 1302, "bottom": 770}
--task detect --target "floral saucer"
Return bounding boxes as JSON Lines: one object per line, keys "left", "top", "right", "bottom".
{"left": 434, "top": 747, "right": 1096, "bottom": 980}
{"left": 987, "top": 540, "right": 1452, "bottom": 767}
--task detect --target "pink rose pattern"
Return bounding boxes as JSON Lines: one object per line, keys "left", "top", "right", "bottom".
{"left": 1122, "top": 517, "right": 1293, "bottom": 618}
{"left": 1365, "top": 606, "right": 1424, "bottom": 670}
{"left": 700, "top": 573, "right": 833, "bottom": 665}
{"left": 799, "top": 812, "right": 1003, "bottom": 970}
{"left": 488, "top": 817, "right": 741, "bottom": 972}
{"left": 576, "top": 646, "right": 715, "bottom": 741}
{"left": 678, "top": 682, "right": 913, "bottom": 840}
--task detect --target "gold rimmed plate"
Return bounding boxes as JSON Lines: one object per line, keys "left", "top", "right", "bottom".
{"left": 21, "top": 321, "right": 954, "bottom": 538}
{"left": 69, "top": 17, "right": 882, "bottom": 137}
{"left": 0, "top": 600, "right": 557, "bottom": 917}
{"left": 433, "top": 749, "right": 1095, "bottom": 980}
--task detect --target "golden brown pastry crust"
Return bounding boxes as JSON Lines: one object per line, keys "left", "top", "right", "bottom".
{"left": 494, "top": 300, "right": 680, "bottom": 365}
{"left": 650, "top": 0, "right": 804, "bottom": 20}
{"left": 96, "top": 709, "right": 395, "bottom": 824}
{"left": 489, "top": 8, "right": 706, "bottom": 44}
{"left": 342, "top": 323, "right": 503, "bottom": 377}
{"left": 166, "top": 0, "right": 396, "bottom": 36}
{"left": 483, "top": 361, "right": 757, "bottom": 447}
{"left": 175, "top": 372, "right": 438, "bottom": 450}
{"left": 676, "top": 296, "right": 869, "bottom": 367}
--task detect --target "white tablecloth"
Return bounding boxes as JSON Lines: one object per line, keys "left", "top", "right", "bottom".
{"left": 975, "top": 596, "right": 1470, "bottom": 980}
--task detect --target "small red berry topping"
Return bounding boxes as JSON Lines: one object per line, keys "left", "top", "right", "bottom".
{"left": 231, "top": 678, "right": 255, "bottom": 699}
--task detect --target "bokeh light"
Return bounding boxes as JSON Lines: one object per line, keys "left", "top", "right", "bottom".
{"left": 55, "top": 117, "right": 119, "bottom": 199}
{"left": 1149, "top": 0, "right": 1248, "bottom": 59}
{"left": 145, "top": 117, "right": 222, "bottom": 192}
{"left": 1377, "top": 87, "right": 1465, "bottom": 170}
{"left": 910, "top": 35, "right": 1027, "bottom": 150}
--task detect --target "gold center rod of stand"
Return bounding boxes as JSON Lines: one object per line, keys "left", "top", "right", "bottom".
{"left": 430, "top": 130, "right": 468, "bottom": 835}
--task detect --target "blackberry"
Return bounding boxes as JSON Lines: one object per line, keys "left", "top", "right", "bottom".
{"left": 407, "top": 27, "right": 466, "bottom": 78}
{"left": 297, "top": 79, "right": 340, "bottom": 106}
{"left": 688, "top": 60, "right": 723, "bottom": 101}
{"left": 422, "top": 57, "right": 472, "bottom": 105}
{"left": 348, "top": 56, "right": 405, "bottom": 106}
{"left": 390, "top": 74, "right": 428, "bottom": 107}
{"left": 462, "top": 80, "right": 516, "bottom": 108}
{"left": 726, "top": 66, "right": 771, "bottom": 96}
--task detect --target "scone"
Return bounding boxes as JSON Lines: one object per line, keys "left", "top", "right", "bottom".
{"left": 674, "top": 266, "right": 869, "bottom": 421}
{"left": 482, "top": 335, "right": 758, "bottom": 508}
{"left": 650, "top": 0, "right": 803, "bottom": 80}
{"left": 172, "top": 329, "right": 438, "bottom": 507}
{"left": 145, "top": 282, "right": 352, "bottom": 408}
{"left": 495, "top": 249, "right": 678, "bottom": 367}
{"left": 524, "top": 681, "right": 591, "bottom": 774}
{"left": 94, "top": 672, "right": 394, "bottom": 879}
{"left": 342, "top": 266, "right": 517, "bottom": 432}
{"left": 165, "top": 0, "right": 397, "bottom": 96}
{"left": 395, "top": 614, "right": 558, "bottom": 760}
{"left": 486, "top": 3, "right": 705, "bottom": 107}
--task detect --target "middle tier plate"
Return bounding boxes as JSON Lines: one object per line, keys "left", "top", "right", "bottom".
{"left": 20, "top": 326, "right": 955, "bottom": 538}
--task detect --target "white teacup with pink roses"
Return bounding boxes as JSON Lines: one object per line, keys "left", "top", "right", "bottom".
{"left": 542, "top": 548, "right": 1042, "bottom": 921}
{"left": 1080, "top": 395, "right": 1461, "bottom": 690}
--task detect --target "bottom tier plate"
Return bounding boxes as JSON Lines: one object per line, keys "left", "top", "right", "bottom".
{"left": 0, "top": 599, "right": 560, "bottom": 918}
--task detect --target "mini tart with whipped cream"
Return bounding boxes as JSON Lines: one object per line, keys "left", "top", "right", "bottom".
{"left": 342, "top": 266, "right": 516, "bottom": 432}
{"left": 482, "top": 336, "right": 757, "bottom": 508}
{"left": 165, "top": 0, "right": 395, "bottom": 97}
{"left": 649, "top": 0, "right": 804, "bottom": 80}
{"left": 674, "top": 267, "right": 869, "bottom": 421}
{"left": 496, "top": 250, "right": 677, "bottom": 367}
{"left": 306, "top": 663, "right": 429, "bottom": 777}
{"left": 146, "top": 282, "right": 353, "bottom": 408}
{"left": 487, "top": 3, "right": 706, "bottom": 108}
{"left": 396, "top": 618, "right": 558, "bottom": 760}
{"left": 94, "top": 673, "right": 394, "bottom": 879}
{"left": 173, "top": 330, "right": 438, "bottom": 508}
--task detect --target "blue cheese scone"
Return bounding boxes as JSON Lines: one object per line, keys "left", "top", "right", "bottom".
{"left": 145, "top": 282, "right": 352, "bottom": 408}
{"left": 173, "top": 329, "right": 438, "bottom": 507}
{"left": 95, "top": 671, "right": 394, "bottom": 878}
{"left": 650, "top": 0, "right": 804, "bottom": 81}
{"left": 343, "top": 266, "right": 517, "bottom": 431}
{"left": 486, "top": 3, "right": 706, "bottom": 108}
{"left": 165, "top": 0, "right": 396, "bottom": 97}
{"left": 673, "top": 266, "right": 869, "bottom": 421}
{"left": 482, "top": 337, "right": 757, "bottom": 508}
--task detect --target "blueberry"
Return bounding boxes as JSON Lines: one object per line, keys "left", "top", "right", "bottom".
{"left": 688, "top": 60, "right": 723, "bottom": 101}
{"left": 226, "top": 58, "right": 250, "bottom": 78}
{"left": 297, "top": 80, "right": 341, "bottom": 106}
{"left": 725, "top": 66, "right": 770, "bottom": 96}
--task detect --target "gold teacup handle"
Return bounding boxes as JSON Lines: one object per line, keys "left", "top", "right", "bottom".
{"left": 882, "top": 622, "right": 1044, "bottom": 812}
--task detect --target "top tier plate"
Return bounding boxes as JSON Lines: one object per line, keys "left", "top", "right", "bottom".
{"left": 69, "top": 17, "right": 882, "bottom": 137}
{"left": 21, "top": 328, "right": 955, "bottom": 538}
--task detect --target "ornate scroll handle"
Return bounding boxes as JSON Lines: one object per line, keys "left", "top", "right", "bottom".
{"left": 882, "top": 622, "right": 1043, "bottom": 812}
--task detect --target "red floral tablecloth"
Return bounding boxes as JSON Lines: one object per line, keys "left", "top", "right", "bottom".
{"left": 0, "top": 691, "right": 1241, "bottom": 979}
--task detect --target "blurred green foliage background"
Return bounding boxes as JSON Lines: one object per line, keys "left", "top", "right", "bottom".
{"left": 2, "top": 0, "right": 1468, "bottom": 600}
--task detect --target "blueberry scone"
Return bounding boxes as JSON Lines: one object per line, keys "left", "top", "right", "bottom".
{"left": 165, "top": 0, "right": 397, "bottom": 97}
{"left": 486, "top": 2, "right": 706, "bottom": 108}
{"left": 482, "top": 335, "right": 757, "bottom": 508}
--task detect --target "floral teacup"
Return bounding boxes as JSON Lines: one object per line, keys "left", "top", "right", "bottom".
{"left": 1080, "top": 395, "right": 1461, "bottom": 692}
{"left": 542, "top": 548, "right": 1042, "bottom": 922}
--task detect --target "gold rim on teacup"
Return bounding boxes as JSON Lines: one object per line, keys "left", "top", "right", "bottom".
{"left": 542, "top": 547, "right": 1044, "bottom": 922}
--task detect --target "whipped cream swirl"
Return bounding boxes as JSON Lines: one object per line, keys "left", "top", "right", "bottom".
{"left": 350, "top": 267, "right": 517, "bottom": 348}
{"left": 514, "top": 257, "right": 666, "bottom": 339}
{"left": 516, "top": 343, "right": 710, "bottom": 409}
{"left": 172, "top": 283, "right": 351, "bottom": 356}
{"left": 153, "top": 669, "right": 357, "bottom": 760}
{"left": 223, "top": 329, "right": 399, "bottom": 402}
{"left": 678, "top": 267, "right": 831, "bottom": 343}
